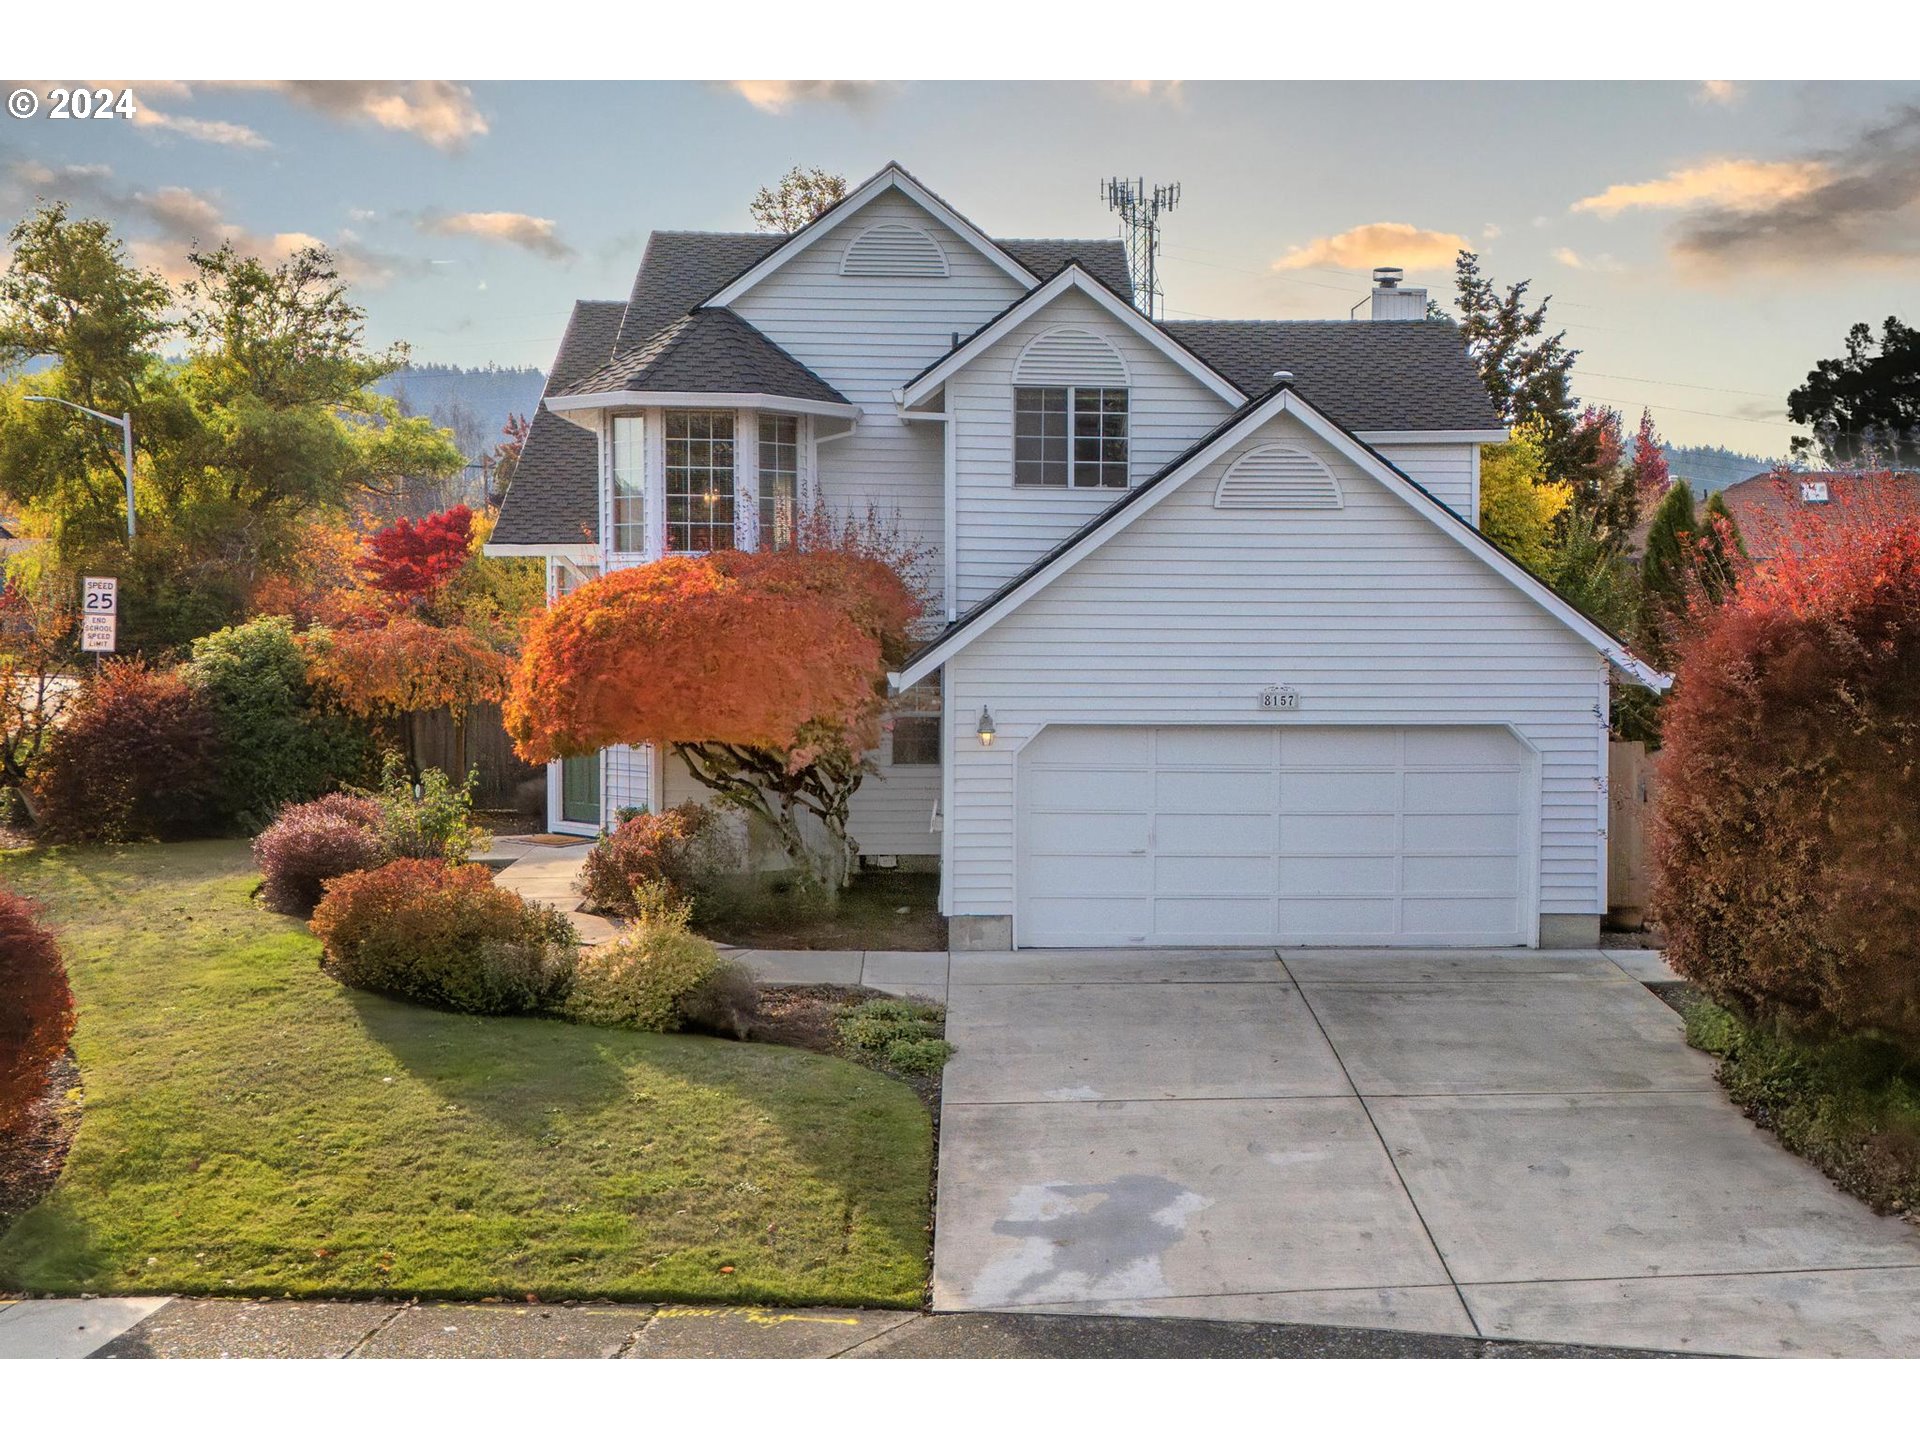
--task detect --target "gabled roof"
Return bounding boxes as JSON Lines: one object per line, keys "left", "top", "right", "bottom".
{"left": 488, "top": 299, "right": 625, "bottom": 549}
{"left": 892, "top": 382, "right": 1669, "bottom": 693}
{"left": 615, "top": 231, "right": 784, "bottom": 351}
{"left": 704, "top": 162, "right": 1043, "bottom": 307}
{"left": 554, "top": 308, "right": 849, "bottom": 407}
{"left": 1162, "top": 320, "right": 1505, "bottom": 434}
{"left": 898, "top": 262, "right": 1244, "bottom": 409}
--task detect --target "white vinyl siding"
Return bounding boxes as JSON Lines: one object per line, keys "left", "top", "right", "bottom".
{"left": 1369, "top": 441, "right": 1480, "bottom": 522}
{"left": 942, "top": 409, "right": 1608, "bottom": 932}
{"left": 729, "top": 191, "right": 1033, "bottom": 615}
{"left": 949, "top": 287, "right": 1235, "bottom": 609}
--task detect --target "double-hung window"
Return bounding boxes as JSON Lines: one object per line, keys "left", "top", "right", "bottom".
{"left": 890, "top": 672, "right": 942, "bottom": 767}
{"left": 664, "top": 409, "right": 736, "bottom": 552}
{"left": 1014, "top": 386, "right": 1129, "bottom": 488}
{"left": 610, "top": 414, "right": 646, "bottom": 554}
{"left": 758, "top": 414, "right": 800, "bottom": 550}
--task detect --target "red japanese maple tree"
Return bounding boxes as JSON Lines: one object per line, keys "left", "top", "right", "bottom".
{"left": 507, "top": 543, "right": 921, "bottom": 887}
{"left": 360, "top": 504, "right": 474, "bottom": 603}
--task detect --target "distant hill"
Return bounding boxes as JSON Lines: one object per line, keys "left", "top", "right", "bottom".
{"left": 375, "top": 364, "right": 547, "bottom": 460}
{"left": 1663, "top": 442, "right": 1788, "bottom": 495}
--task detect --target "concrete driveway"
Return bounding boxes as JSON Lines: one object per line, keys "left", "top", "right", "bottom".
{"left": 932, "top": 947, "right": 1920, "bottom": 1357}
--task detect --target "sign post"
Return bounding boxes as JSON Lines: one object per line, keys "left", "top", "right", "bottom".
{"left": 80, "top": 576, "right": 117, "bottom": 654}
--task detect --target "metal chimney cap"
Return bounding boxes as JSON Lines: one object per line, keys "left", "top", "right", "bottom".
{"left": 1372, "top": 266, "right": 1404, "bottom": 288}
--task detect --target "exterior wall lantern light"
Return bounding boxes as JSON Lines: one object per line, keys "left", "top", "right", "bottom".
{"left": 976, "top": 707, "right": 996, "bottom": 746}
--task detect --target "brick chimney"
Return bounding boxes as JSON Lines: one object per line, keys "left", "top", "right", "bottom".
{"left": 1369, "top": 266, "right": 1427, "bottom": 321}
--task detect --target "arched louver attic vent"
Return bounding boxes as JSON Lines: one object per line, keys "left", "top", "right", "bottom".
{"left": 839, "top": 222, "right": 950, "bottom": 277}
{"left": 1012, "top": 327, "right": 1130, "bottom": 386}
{"left": 1214, "top": 445, "right": 1344, "bottom": 510}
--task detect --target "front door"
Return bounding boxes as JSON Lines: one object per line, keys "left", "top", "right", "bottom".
{"left": 560, "top": 753, "right": 601, "bottom": 828}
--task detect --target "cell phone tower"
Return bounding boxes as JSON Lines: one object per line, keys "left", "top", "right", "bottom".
{"left": 1103, "top": 177, "right": 1181, "bottom": 319}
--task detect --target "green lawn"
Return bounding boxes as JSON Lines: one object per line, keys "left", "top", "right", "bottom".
{"left": 0, "top": 841, "right": 932, "bottom": 1307}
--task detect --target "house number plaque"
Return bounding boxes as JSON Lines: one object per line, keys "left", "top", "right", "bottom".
{"left": 1259, "top": 686, "right": 1300, "bottom": 711}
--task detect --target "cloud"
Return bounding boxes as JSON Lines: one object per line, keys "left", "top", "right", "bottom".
{"left": 418, "top": 210, "right": 573, "bottom": 260}
{"left": 1110, "top": 81, "right": 1185, "bottom": 103}
{"left": 720, "top": 80, "right": 882, "bottom": 114}
{"left": 219, "top": 80, "right": 488, "bottom": 149}
{"left": 1697, "top": 80, "right": 1741, "bottom": 105}
{"left": 1583, "top": 105, "right": 1920, "bottom": 272}
{"left": 1481, "top": 222, "right": 1502, "bottom": 240}
{"left": 1272, "top": 221, "right": 1469, "bottom": 272}
{"left": 133, "top": 106, "right": 270, "bottom": 150}
{"left": 1552, "top": 247, "right": 1622, "bottom": 272}
{"left": 1572, "top": 158, "right": 1829, "bottom": 217}
{"left": 4, "top": 159, "right": 409, "bottom": 286}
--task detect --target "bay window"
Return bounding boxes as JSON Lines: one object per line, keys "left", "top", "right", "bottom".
{"left": 758, "top": 414, "right": 800, "bottom": 550}
{"left": 664, "top": 409, "right": 736, "bottom": 552}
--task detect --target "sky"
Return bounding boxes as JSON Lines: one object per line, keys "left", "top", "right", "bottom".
{"left": 4, "top": 78, "right": 1918, "bottom": 476}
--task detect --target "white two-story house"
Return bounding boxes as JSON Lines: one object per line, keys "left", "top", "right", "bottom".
{"left": 487, "top": 163, "right": 1666, "bottom": 950}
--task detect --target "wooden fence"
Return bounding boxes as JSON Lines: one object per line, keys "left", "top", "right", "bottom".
{"left": 1607, "top": 739, "right": 1656, "bottom": 930}
{"left": 406, "top": 701, "right": 542, "bottom": 813}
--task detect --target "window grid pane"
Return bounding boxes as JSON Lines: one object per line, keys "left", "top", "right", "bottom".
{"left": 757, "top": 414, "right": 800, "bottom": 550}
{"left": 1071, "top": 387, "right": 1129, "bottom": 488}
{"left": 664, "top": 409, "right": 737, "bottom": 552}
{"left": 610, "top": 415, "right": 646, "bottom": 552}
{"left": 1014, "top": 387, "right": 1070, "bottom": 487}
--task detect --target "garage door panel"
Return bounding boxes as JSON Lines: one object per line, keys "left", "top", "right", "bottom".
{"left": 1155, "top": 853, "right": 1272, "bottom": 895}
{"left": 1280, "top": 770, "right": 1399, "bottom": 813}
{"left": 1154, "top": 896, "right": 1275, "bottom": 940}
{"left": 1156, "top": 727, "right": 1273, "bottom": 767}
{"left": 1024, "top": 897, "right": 1153, "bottom": 945}
{"left": 1024, "top": 853, "right": 1150, "bottom": 897}
{"left": 1402, "top": 896, "right": 1522, "bottom": 936}
{"left": 1279, "top": 897, "right": 1399, "bottom": 938}
{"left": 1278, "top": 812, "right": 1399, "bottom": 855}
{"left": 1403, "top": 853, "right": 1518, "bottom": 895}
{"left": 1154, "top": 768, "right": 1274, "bottom": 813}
{"left": 1280, "top": 728, "right": 1402, "bottom": 766}
{"left": 1405, "top": 769, "right": 1520, "bottom": 814}
{"left": 1278, "top": 855, "right": 1398, "bottom": 897}
{"left": 1403, "top": 812, "right": 1514, "bottom": 853}
{"left": 1025, "top": 766, "right": 1144, "bottom": 811}
{"left": 1017, "top": 725, "right": 1529, "bottom": 948}
{"left": 1027, "top": 810, "right": 1151, "bottom": 854}
{"left": 1158, "top": 811, "right": 1273, "bottom": 853}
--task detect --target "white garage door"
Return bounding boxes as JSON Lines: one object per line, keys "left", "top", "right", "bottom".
{"left": 1016, "top": 725, "right": 1530, "bottom": 947}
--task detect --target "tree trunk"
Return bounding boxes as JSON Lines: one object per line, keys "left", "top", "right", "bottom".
{"left": 673, "top": 740, "right": 868, "bottom": 891}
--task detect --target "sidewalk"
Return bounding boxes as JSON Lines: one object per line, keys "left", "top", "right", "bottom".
{"left": 0, "top": 1295, "right": 1672, "bottom": 1359}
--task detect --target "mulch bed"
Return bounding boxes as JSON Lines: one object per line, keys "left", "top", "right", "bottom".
{"left": 745, "top": 983, "right": 944, "bottom": 1114}
{"left": 0, "top": 1051, "right": 81, "bottom": 1234}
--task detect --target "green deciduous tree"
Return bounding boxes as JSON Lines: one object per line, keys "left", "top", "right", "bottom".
{"left": 749, "top": 167, "right": 848, "bottom": 232}
{"left": 1787, "top": 317, "right": 1920, "bottom": 469}
{"left": 1477, "top": 420, "right": 1571, "bottom": 576}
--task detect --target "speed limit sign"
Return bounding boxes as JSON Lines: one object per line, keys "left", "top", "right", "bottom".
{"left": 81, "top": 577, "right": 118, "bottom": 653}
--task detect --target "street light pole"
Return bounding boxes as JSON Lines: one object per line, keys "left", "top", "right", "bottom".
{"left": 24, "top": 395, "right": 137, "bottom": 538}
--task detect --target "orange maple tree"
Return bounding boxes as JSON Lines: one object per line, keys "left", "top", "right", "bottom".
{"left": 507, "top": 545, "right": 920, "bottom": 885}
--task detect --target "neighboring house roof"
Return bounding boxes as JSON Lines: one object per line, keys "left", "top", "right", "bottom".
{"left": 1162, "top": 320, "right": 1505, "bottom": 433}
{"left": 995, "top": 239, "right": 1133, "bottom": 295}
{"left": 489, "top": 299, "right": 625, "bottom": 549}
{"left": 1714, "top": 470, "right": 1920, "bottom": 558}
{"left": 557, "top": 308, "right": 849, "bottom": 406}
{"left": 893, "top": 380, "right": 1668, "bottom": 693}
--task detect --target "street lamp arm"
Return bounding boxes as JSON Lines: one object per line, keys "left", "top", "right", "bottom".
{"left": 23, "top": 395, "right": 128, "bottom": 431}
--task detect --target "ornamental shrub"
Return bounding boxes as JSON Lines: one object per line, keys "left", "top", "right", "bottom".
{"left": 1652, "top": 502, "right": 1920, "bottom": 1044}
{"left": 0, "top": 887, "right": 73, "bottom": 1138}
{"left": 577, "top": 802, "right": 742, "bottom": 918}
{"left": 835, "top": 998, "right": 953, "bottom": 1075}
{"left": 311, "top": 858, "right": 576, "bottom": 1015}
{"left": 188, "top": 615, "right": 369, "bottom": 830}
{"left": 564, "top": 882, "right": 754, "bottom": 1034}
{"left": 31, "top": 660, "right": 220, "bottom": 843}
{"left": 371, "top": 754, "right": 486, "bottom": 864}
{"left": 253, "top": 794, "right": 385, "bottom": 915}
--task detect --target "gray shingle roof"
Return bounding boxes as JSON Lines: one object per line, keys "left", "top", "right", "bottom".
{"left": 489, "top": 300, "right": 624, "bottom": 547}
{"left": 562, "top": 308, "right": 849, "bottom": 404}
{"left": 614, "top": 232, "right": 784, "bottom": 351}
{"left": 997, "top": 239, "right": 1131, "bottom": 295}
{"left": 1162, "top": 319, "right": 1503, "bottom": 432}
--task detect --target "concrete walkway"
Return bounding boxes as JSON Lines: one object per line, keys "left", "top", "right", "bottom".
{"left": 0, "top": 1295, "right": 1673, "bottom": 1359}
{"left": 485, "top": 838, "right": 620, "bottom": 944}
{"left": 932, "top": 947, "right": 1920, "bottom": 1358}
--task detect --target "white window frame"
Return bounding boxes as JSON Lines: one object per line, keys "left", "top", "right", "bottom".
{"left": 608, "top": 412, "right": 647, "bottom": 558}
{"left": 661, "top": 408, "right": 741, "bottom": 554}
{"left": 1013, "top": 384, "right": 1131, "bottom": 489}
